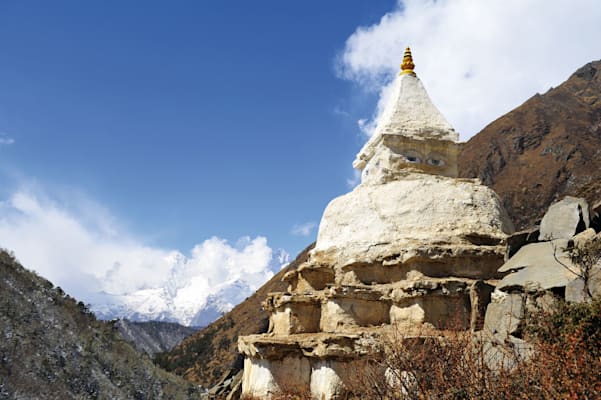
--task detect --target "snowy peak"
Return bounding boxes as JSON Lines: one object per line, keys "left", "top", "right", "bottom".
{"left": 92, "top": 245, "right": 290, "bottom": 326}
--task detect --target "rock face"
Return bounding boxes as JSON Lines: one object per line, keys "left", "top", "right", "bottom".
{"left": 239, "top": 50, "right": 514, "bottom": 400}
{"left": 459, "top": 60, "right": 601, "bottom": 231}
{"left": 494, "top": 196, "right": 595, "bottom": 297}
{"left": 481, "top": 196, "right": 601, "bottom": 369}
{"left": 538, "top": 196, "right": 590, "bottom": 240}
{"left": 497, "top": 239, "right": 578, "bottom": 291}
{"left": 115, "top": 319, "right": 197, "bottom": 356}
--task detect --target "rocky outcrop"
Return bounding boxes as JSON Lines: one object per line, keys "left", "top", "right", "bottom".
{"left": 494, "top": 197, "right": 599, "bottom": 298}
{"left": 481, "top": 196, "right": 601, "bottom": 369}
{"left": 497, "top": 239, "right": 577, "bottom": 292}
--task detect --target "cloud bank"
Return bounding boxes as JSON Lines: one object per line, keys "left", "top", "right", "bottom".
{"left": 337, "top": 0, "right": 601, "bottom": 139}
{"left": 0, "top": 188, "right": 288, "bottom": 324}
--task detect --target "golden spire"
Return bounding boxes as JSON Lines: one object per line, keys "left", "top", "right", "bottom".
{"left": 400, "top": 47, "right": 416, "bottom": 76}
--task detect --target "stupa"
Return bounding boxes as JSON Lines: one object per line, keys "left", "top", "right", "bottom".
{"left": 239, "top": 48, "right": 515, "bottom": 399}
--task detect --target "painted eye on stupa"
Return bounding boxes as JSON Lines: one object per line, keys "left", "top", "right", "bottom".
{"left": 403, "top": 150, "right": 423, "bottom": 163}
{"left": 427, "top": 158, "right": 446, "bottom": 167}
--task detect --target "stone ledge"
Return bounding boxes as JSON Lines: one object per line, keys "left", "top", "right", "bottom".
{"left": 238, "top": 332, "right": 379, "bottom": 360}
{"left": 265, "top": 278, "right": 477, "bottom": 307}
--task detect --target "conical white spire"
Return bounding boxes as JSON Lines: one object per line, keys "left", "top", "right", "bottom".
{"left": 373, "top": 73, "right": 458, "bottom": 141}
{"left": 354, "top": 48, "right": 459, "bottom": 170}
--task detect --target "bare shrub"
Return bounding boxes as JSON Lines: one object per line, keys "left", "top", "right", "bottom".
{"left": 240, "top": 295, "right": 600, "bottom": 399}
{"left": 347, "top": 328, "right": 514, "bottom": 399}
{"left": 521, "top": 296, "right": 601, "bottom": 399}
{"left": 346, "top": 300, "right": 601, "bottom": 400}
{"left": 241, "top": 385, "right": 313, "bottom": 400}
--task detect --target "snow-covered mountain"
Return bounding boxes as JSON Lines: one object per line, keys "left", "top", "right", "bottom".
{"left": 0, "top": 187, "right": 291, "bottom": 328}
{"left": 92, "top": 246, "right": 290, "bottom": 327}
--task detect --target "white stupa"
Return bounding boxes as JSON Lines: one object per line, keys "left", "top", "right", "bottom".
{"left": 239, "top": 48, "right": 515, "bottom": 400}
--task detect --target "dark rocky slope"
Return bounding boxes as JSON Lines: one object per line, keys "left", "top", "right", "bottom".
{"left": 155, "top": 243, "right": 314, "bottom": 388}
{"left": 115, "top": 319, "right": 198, "bottom": 356}
{"left": 459, "top": 60, "right": 601, "bottom": 230}
{"left": 0, "top": 250, "right": 200, "bottom": 400}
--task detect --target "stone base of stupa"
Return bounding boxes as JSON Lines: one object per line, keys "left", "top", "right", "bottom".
{"left": 239, "top": 279, "right": 496, "bottom": 398}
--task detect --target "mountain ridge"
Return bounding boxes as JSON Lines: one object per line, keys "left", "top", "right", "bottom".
{"left": 459, "top": 59, "right": 601, "bottom": 229}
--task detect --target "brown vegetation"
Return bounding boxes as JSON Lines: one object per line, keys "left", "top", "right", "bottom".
{"left": 351, "top": 300, "right": 600, "bottom": 399}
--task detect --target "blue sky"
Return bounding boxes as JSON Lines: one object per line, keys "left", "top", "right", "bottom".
{"left": 0, "top": 1, "right": 395, "bottom": 256}
{"left": 1, "top": 0, "right": 601, "bottom": 309}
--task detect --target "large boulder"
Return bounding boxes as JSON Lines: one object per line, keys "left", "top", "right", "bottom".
{"left": 480, "top": 290, "right": 557, "bottom": 371}
{"left": 538, "top": 196, "right": 590, "bottom": 241}
{"left": 483, "top": 291, "right": 524, "bottom": 337}
{"left": 590, "top": 199, "right": 601, "bottom": 232}
{"left": 589, "top": 262, "right": 601, "bottom": 298}
{"left": 497, "top": 239, "right": 580, "bottom": 292}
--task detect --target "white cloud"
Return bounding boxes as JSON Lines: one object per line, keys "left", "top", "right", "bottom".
{"left": 0, "top": 190, "right": 174, "bottom": 298}
{"left": 178, "top": 235, "right": 275, "bottom": 290}
{"left": 0, "top": 134, "right": 15, "bottom": 146}
{"left": 338, "top": 0, "right": 601, "bottom": 140}
{"left": 291, "top": 221, "right": 317, "bottom": 237}
{"left": 0, "top": 187, "right": 287, "bottom": 324}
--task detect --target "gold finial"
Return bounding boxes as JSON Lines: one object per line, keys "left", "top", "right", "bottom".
{"left": 400, "top": 47, "right": 416, "bottom": 76}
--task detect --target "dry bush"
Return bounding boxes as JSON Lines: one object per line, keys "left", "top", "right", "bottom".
{"left": 346, "top": 301, "right": 601, "bottom": 400}
{"left": 241, "top": 386, "right": 313, "bottom": 400}
{"left": 346, "top": 330, "right": 516, "bottom": 399}
{"left": 520, "top": 297, "right": 601, "bottom": 399}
